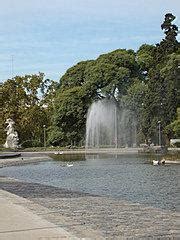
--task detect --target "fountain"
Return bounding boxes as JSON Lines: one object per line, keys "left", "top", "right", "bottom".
{"left": 3, "top": 118, "right": 19, "bottom": 149}
{"left": 85, "top": 99, "right": 137, "bottom": 148}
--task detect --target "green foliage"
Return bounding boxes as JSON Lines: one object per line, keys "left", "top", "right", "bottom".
{"left": 165, "top": 108, "right": 180, "bottom": 138}
{"left": 154, "top": 13, "right": 179, "bottom": 62}
{"left": 96, "top": 49, "right": 139, "bottom": 98}
{"left": 47, "top": 126, "right": 64, "bottom": 146}
{"left": 136, "top": 44, "right": 155, "bottom": 71}
{"left": 139, "top": 14, "right": 179, "bottom": 142}
{"left": 1, "top": 13, "right": 179, "bottom": 147}
{"left": 121, "top": 80, "right": 148, "bottom": 143}
{"left": 1, "top": 73, "right": 55, "bottom": 147}
{"left": 49, "top": 14, "right": 179, "bottom": 146}
{"left": 122, "top": 80, "right": 148, "bottom": 115}
{"left": 49, "top": 49, "right": 140, "bottom": 146}
{"left": 21, "top": 140, "right": 43, "bottom": 148}
{"left": 166, "top": 120, "right": 180, "bottom": 138}
{"left": 48, "top": 86, "right": 88, "bottom": 145}
{"left": 161, "top": 13, "right": 178, "bottom": 42}
{"left": 60, "top": 60, "right": 94, "bottom": 89}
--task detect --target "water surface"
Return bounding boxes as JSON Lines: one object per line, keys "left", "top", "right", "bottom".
{"left": 0, "top": 154, "right": 179, "bottom": 211}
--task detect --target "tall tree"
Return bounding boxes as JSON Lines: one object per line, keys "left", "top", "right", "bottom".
{"left": 49, "top": 49, "right": 140, "bottom": 146}
{"left": 141, "top": 13, "right": 179, "bottom": 143}
{"left": 1, "top": 73, "right": 54, "bottom": 147}
{"left": 48, "top": 86, "right": 88, "bottom": 146}
{"left": 155, "top": 13, "right": 179, "bottom": 62}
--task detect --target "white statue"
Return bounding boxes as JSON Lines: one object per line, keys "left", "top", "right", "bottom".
{"left": 4, "top": 118, "right": 19, "bottom": 149}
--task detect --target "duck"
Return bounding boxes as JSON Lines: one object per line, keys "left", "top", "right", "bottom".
{"left": 152, "top": 159, "right": 166, "bottom": 166}
{"left": 54, "top": 151, "right": 64, "bottom": 155}
{"left": 152, "top": 160, "right": 159, "bottom": 165}
{"left": 159, "top": 158, "right": 165, "bottom": 165}
{"left": 67, "top": 163, "right": 73, "bottom": 167}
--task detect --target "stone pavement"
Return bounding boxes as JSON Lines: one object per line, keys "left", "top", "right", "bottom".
{"left": 0, "top": 178, "right": 179, "bottom": 239}
{"left": 0, "top": 155, "right": 51, "bottom": 168}
{"left": 0, "top": 189, "right": 79, "bottom": 240}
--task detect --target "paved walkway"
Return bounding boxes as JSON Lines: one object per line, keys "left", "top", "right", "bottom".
{"left": 0, "top": 178, "right": 179, "bottom": 239}
{"left": 0, "top": 190, "right": 79, "bottom": 240}
{"left": 0, "top": 155, "right": 51, "bottom": 168}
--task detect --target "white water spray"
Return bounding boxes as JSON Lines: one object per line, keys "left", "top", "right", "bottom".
{"left": 85, "top": 99, "right": 137, "bottom": 148}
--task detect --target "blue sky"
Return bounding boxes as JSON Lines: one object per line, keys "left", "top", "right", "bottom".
{"left": 0, "top": 0, "right": 179, "bottom": 82}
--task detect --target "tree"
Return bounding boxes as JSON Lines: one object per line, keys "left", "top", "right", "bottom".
{"left": 141, "top": 14, "right": 179, "bottom": 142}
{"left": 48, "top": 86, "right": 88, "bottom": 146}
{"left": 121, "top": 80, "right": 148, "bottom": 143}
{"left": 161, "top": 13, "right": 178, "bottom": 43}
{"left": 165, "top": 108, "right": 180, "bottom": 139}
{"left": 60, "top": 60, "right": 94, "bottom": 89}
{"left": 96, "top": 49, "right": 139, "bottom": 99}
{"left": 49, "top": 49, "right": 140, "bottom": 146}
{"left": 136, "top": 44, "right": 155, "bottom": 73}
{"left": 154, "top": 13, "right": 179, "bottom": 62}
{"left": 1, "top": 73, "right": 54, "bottom": 147}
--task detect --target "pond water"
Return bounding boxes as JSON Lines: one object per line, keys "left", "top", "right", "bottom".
{"left": 0, "top": 154, "right": 179, "bottom": 211}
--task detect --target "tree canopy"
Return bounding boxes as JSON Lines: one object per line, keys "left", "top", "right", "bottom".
{"left": 1, "top": 73, "right": 56, "bottom": 146}
{"left": 1, "top": 13, "right": 179, "bottom": 147}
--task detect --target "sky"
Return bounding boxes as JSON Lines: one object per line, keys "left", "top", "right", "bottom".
{"left": 0, "top": 0, "right": 179, "bottom": 82}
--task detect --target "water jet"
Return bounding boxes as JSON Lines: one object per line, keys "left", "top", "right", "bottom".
{"left": 85, "top": 99, "right": 137, "bottom": 148}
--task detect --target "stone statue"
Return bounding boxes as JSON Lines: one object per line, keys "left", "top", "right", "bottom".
{"left": 4, "top": 118, "right": 19, "bottom": 149}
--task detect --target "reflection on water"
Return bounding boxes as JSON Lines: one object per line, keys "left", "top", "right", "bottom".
{"left": 0, "top": 154, "right": 179, "bottom": 211}
{"left": 49, "top": 153, "right": 86, "bottom": 161}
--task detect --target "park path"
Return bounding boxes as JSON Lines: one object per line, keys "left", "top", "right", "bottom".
{"left": 0, "top": 188, "right": 79, "bottom": 240}
{"left": 0, "top": 177, "right": 179, "bottom": 239}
